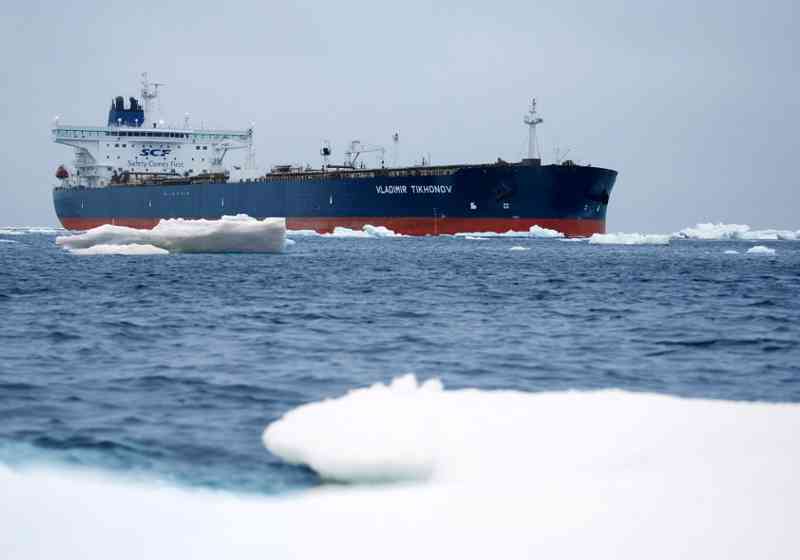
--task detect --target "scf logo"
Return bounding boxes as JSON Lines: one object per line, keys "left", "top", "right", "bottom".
{"left": 140, "top": 148, "right": 172, "bottom": 157}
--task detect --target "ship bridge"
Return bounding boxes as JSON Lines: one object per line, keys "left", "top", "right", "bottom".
{"left": 52, "top": 74, "right": 254, "bottom": 188}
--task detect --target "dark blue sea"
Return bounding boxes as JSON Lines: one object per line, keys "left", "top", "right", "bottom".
{"left": 1, "top": 229, "right": 799, "bottom": 495}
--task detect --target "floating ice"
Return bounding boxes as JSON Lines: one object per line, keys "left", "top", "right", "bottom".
{"left": 456, "top": 225, "right": 564, "bottom": 239}
{"left": 0, "top": 227, "right": 61, "bottom": 235}
{"left": 263, "top": 374, "right": 800, "bottom": 484}
{"left": 724, "top": 249, "right": 740, "bottom": 255}
{"left": 746, "top": 245, "right": 776, "bottom": 255}
{"left": 588, "top": 233, "right": 670, "bottom": 245}
{"left": 3, "top": 378, "right": 800, "bottom": 559}
{"left": 463, "top": 236, "right": 490, "bottom": 241}
{"left": 528, "top": 225, "right": 564, "bottom": 238}
{"left": 674, "top": 223, "right": 798, "bottom": 241}
{"left": 55, "top": 215, "right": 287, "bottom": 254}
{"left": 322, "top": 225, "right": 404, "bottom": 238}
{"left": 508, "top": 245, "right": 529, "bottom": 251}
{"left": 286, "top": 229, "right": 321, "bottom": 237}
{"left": 68, "top": 244, "right": 169, "bottom": 256}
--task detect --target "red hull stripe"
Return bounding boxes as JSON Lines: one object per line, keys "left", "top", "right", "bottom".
{"left": 59, "top": 217, "right": 605, "bottom": 237}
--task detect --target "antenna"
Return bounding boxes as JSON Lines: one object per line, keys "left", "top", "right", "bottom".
{"left": 523, "top": 97, "right": 544, "bottom": 161}
{"left": 392, "top": 132, "right": 399, "bottom": 167}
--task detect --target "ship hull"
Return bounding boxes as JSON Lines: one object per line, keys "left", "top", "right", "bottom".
{"left": 53, "top": 163, "right": 616, "bottom": 236}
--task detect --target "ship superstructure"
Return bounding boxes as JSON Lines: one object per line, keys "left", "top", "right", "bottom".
{"left": 53, "top": 74, "right": 254, "bottom": 189}
{"left": 51, "top": 75, "right": 617, "bottom": 236}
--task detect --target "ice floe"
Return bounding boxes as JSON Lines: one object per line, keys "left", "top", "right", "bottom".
{"left": 55, "top": 215, "right": 287, "bottom": 254}
{"left": 290, "top": 225, "right": 405, "bottom": 238}
{"left": 723, "top": 250, "right": 740, "bottom": 255}
{"left": 455, "top": 225, "right": 564, "bottom": 239}
{"left": 508, "top": 245, "right": 529, "bottom": 251}
{"left": 746, "top": 245, "right": 776, "bottom": 255}
{"left": 588, "top": 233, "right": 671, "bottom": 245}
{"left": 2, "top": 376, "right": 799, "bottom": 559}
{"left": 67, "top": 244, "right": 169, "bottom": 256}
{"left": 326, "top": 225, "right": 404, "bottom": 238}
{"left": 674, "top": 223, "right": 798, "bottom": 241}
{"left": 0, "top": 227, "right": 62, "bottom": 235}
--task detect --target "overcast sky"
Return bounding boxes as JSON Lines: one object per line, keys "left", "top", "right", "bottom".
{"left": 1, "top": 0, "right": 796, "bottom": 231}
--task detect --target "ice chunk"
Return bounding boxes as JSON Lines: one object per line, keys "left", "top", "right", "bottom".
{"left": 323, "top": 225, "right": 404, "bottom": 238}
{"left": 67, "top": 244, "right": 169, "bottom": 256}
{"left": 674, "top": 223, "right": 798, "bottom": 241}
{"left": 528, "top": 225, "right": 564, "bottom": 238}
{"left": 55, "top": 215, "right": 287, "bottom": 254}
{"left": 456, "top": 225, "right": 563, "bottom": 238}
{"left": 2, "top": 379, "right": 800, "bottom": 558}
{"left": 509, "top": 245, "right": 529, "bottom": 251}
{"left": 746, "top": 245, "right": 776, "bottom": 255}
{"left": 0, "top": 227, "right": 61, "bottom": 235}
{"left": 588, "top": 233, "right": 670, "bottom": 245}
{"left": 463, "top": 236, "right": 490, "bottom": 241}
{"left": 286, "top": 229, "right": 321, "bottom": 237}
{"left": 723, "top": 250, "right": 739, "bottom": 255}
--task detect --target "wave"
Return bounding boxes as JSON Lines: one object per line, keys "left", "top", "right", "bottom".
{"left": 3, "top": 376, "right": 799, "bottom": 558}
{"left": 55, "top": 215, "right": 287, "bottom": 254}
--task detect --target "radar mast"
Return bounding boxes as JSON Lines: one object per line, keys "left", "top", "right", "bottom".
{"left": 523, "top": 98, "right": 543, "bottom": 163}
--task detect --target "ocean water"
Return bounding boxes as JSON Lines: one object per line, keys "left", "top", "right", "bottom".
{"left": 2, "top": 226, "right": 800, "bottom": 558}
{"left": 1, "top": 228, "right": 799, "bottom": 495}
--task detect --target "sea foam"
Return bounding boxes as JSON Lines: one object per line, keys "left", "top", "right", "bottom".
{"left": 2, "top": 377, "right": 799, "bottom": 559}
{"left": 55, "top": 215, "right": 287, "bottom": 254}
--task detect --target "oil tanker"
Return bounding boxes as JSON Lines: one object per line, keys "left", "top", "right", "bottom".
{"left": 52, "top": 75, "right": 616, "bottom": 236}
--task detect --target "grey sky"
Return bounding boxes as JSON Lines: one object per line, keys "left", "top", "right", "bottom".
{"left": 1, "top": 0, "right": 797, "bottom": 231}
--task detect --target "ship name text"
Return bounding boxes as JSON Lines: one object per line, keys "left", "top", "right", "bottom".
{"left": 376, "top": 185, "right": 452, "bottom": 195}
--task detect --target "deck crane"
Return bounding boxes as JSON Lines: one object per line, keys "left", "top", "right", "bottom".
{"left": 344, "top": 140, "right": 386, "bottom": 169}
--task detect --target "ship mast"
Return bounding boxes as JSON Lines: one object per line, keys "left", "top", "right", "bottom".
{"left": 523, "top": 98, "right": 543, "bottom": 163}
{"left": 140, "top": 72, "right": 164, "bottom": 127}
